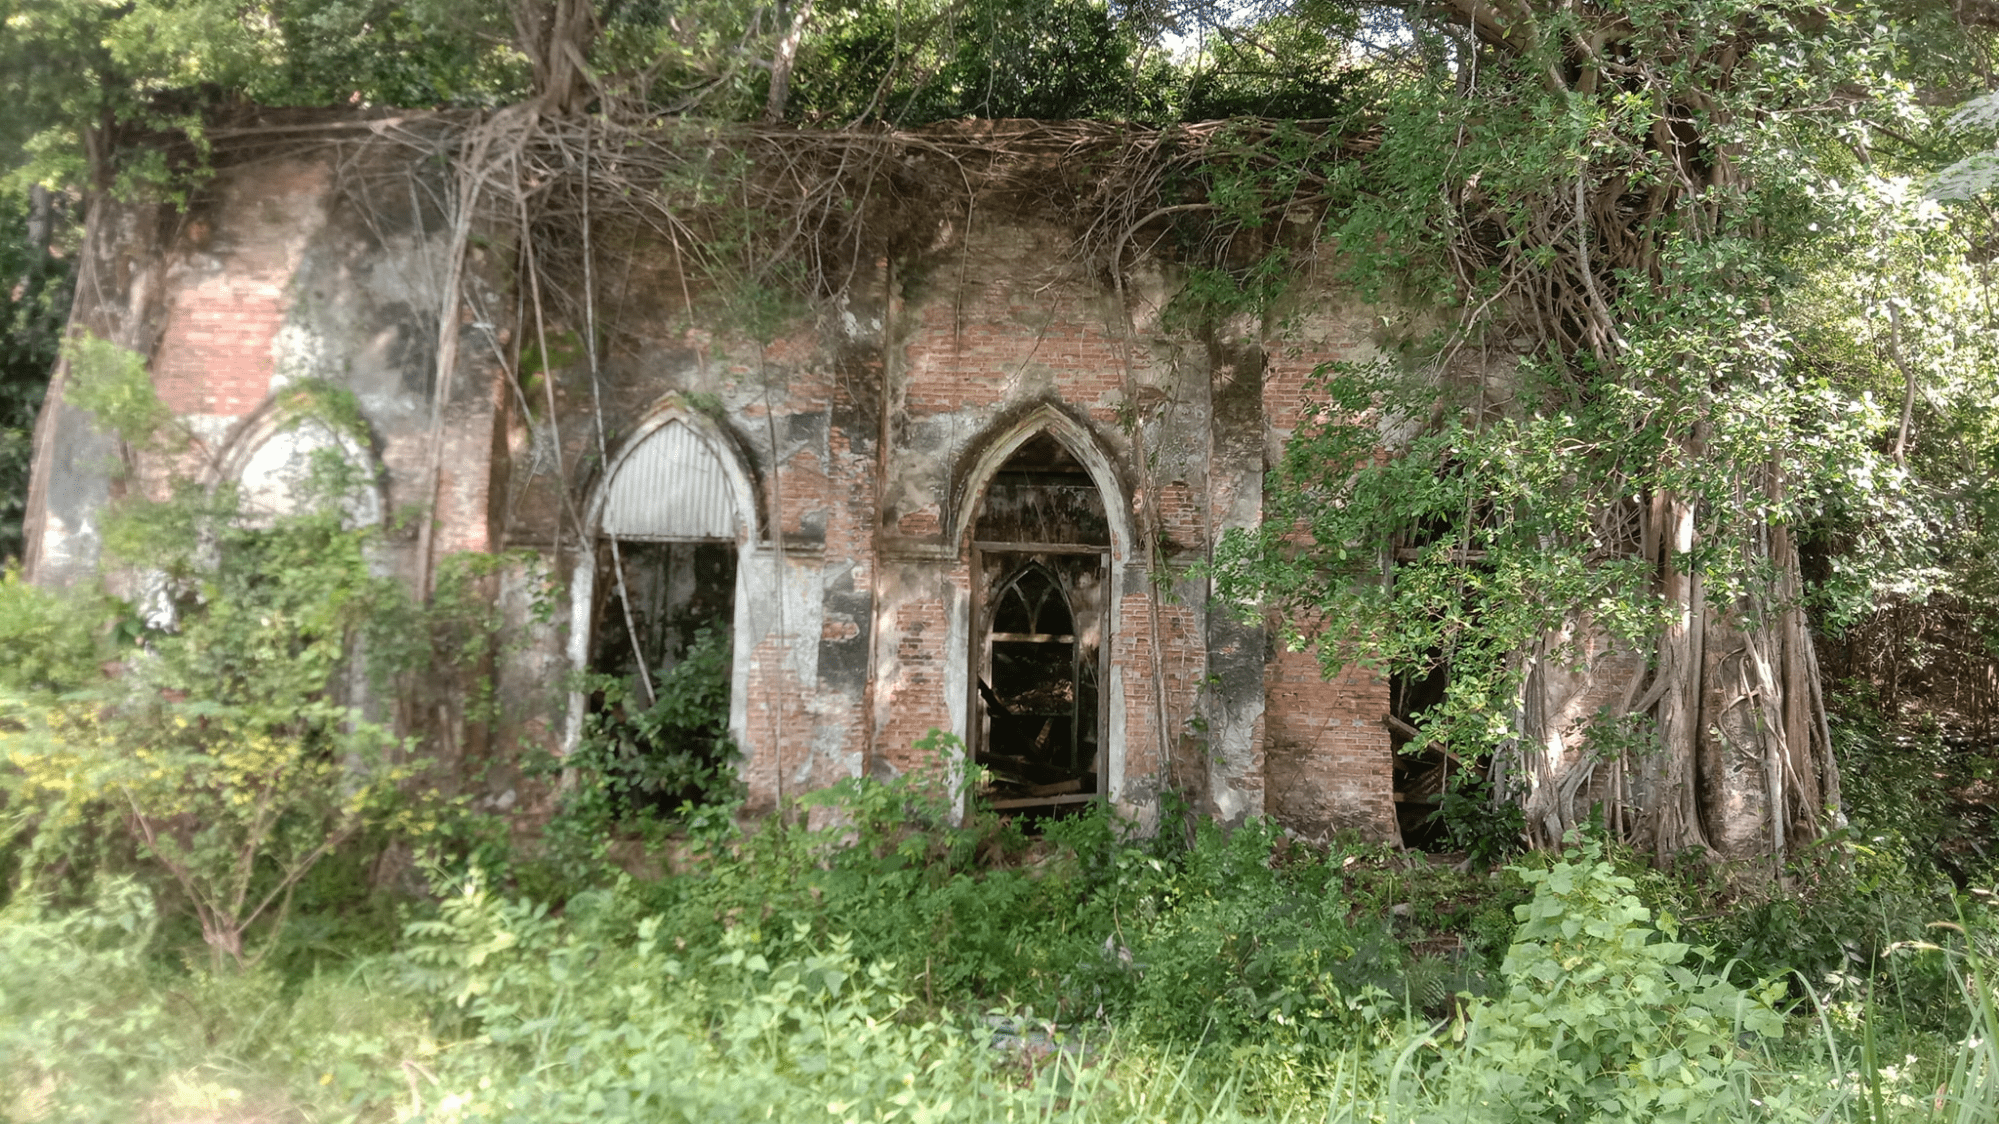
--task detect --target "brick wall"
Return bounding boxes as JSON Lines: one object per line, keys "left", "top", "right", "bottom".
{"left": 66, "top": 139, "right": 1412, "bottom": 840}
{"left": 1263, "top": 641, "right": 1396, "bottom": 840}
{"left": 153, "top": 293, "right": 285, "bottom": 416}
{"left": 1253, "top": 311, "right": 1398, "bottom": 840}
{"left": 1261, "top": 316, "right": 1372, "bottom": 435}
{"left": 741, "top": 633, "right": 817, "bottom": 810}
{"left": 152, "top": 159, "right": 333, "bottom": 420}
{"left": 1111, "top": 590, "right": 1203, "bottom": 792}
{"left": 875, "top": 584, "right": 960, "bottom": 771}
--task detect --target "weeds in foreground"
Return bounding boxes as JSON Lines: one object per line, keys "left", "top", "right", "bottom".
{"left": 6, "top": 772, "right": 1999, "bottom": 1122}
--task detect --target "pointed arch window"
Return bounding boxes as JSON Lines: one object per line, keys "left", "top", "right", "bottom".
{"left": 585, "top": 418, "right": 744, "bottom": 815}
{"left": 971, "top": 430, "right": 1108, "bottom": 811}
{"left": 235, "top": 420, "right": 382, "bottom": 527}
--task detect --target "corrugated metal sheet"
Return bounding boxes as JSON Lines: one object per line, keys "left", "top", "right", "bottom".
{"left": 600, "top": 421, "right": 738, "bottom": 540}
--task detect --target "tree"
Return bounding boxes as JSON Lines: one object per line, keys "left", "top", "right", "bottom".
{"left": 1, "top": 348, "right": 419, "bottom": 968}
{"left": 1214, "top": 0, "right": 1995, "bottom": 867}
{"left": 0, "top": 186, "right": 71, "bottom": 562}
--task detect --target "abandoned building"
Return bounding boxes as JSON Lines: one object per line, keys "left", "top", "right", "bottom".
{"left": 21, "top": 117, "right": 1407, "bottom": 840}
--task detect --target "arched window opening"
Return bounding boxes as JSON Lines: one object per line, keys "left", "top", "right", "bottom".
{"left": 584, "top": 419, "right": 741, "bottom": 816}
{"left": 972, "top": 431, "right": 1108, "bottom": 813}
{"left": 974, "top": 432, "right": 1109, "bottom": 546}
{"left": 154, "top": 417, "right": 383, "bottom": 632}
{"left": 236, "top": 420, "right": 381, "bottom": 527}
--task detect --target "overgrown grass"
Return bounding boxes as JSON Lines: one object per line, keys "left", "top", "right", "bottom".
{"left": 8, "top": 754, "right": 1999, "bottom": 1123}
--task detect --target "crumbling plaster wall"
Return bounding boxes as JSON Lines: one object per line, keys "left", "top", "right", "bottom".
{"left": 30, "top": 137, "right": 1402, "bottom": 841}
{"left": 27, "top": 144, "right": 508, "bottom": 595}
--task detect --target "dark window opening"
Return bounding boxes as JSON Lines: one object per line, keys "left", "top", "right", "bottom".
{"left": 975, "top": 432, "right": 1111, "bottom": 546}
{"left": 1389, "top": 490, "right": 1508, "bottom": 853}
{"left": 972, "top": 432, "right": 1108, "bottom": 813}
{"left": 1390, "top": 655, "right": 1452, "bottom": 849}
{"left": 590, "top": 541, "right": 735, "bottom": 683}
{"left": 582, "top": 540, "right": 738, "bottom": 816}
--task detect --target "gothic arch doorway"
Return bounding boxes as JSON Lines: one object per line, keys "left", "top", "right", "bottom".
{"left": 588, "top": 419, "right": 741, "bottom": 698}
{"left": 566, "top": 411, "right": 760, "bottom": 811}
{"left": 216, "top": 403, "right": 384, "bottom": 530}
{"left": 971, "top": 431, "right": 1110, "bottom": 810}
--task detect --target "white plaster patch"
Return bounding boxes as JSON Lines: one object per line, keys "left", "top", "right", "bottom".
{"left": 562, "top": 557, "right": 595, "bottom": 755}
{"left": 183, "top": 414, "right": 239, "bottom": 449}
{"left": 38, "top": 512, "right": 99, "bottom": 579}
{"left": 270, "top": 316, "right": 338, "bottom": 392}
{"left": 236, "top": 421, "right": 383, "bottom": 527}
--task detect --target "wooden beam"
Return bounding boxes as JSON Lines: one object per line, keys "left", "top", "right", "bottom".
{"left": 987, "top": 792, "right": 1102, "bottom": 810}
{"left": 973, "top": 541, "right": 1110, "bottom": 555}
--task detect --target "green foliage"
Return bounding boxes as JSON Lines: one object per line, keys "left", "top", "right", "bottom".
{"left": 1217, "top": 356, "right": 1685, "bottom": 756}
{"left": 0, "top": 877, "right": 168, "bottom": 1121}
{"left": 1147, "top": 120, "right": 1352, "bottom": 334}
{"left": 62, "top": 331, "right": 177, "bottom": 451}
{"left": 1638, "top": 695, "right": 1993, "bottom": 1034}
{"left": 1100, "top": 818, "right": 1416, "bottom": 1054}
{"left": 575, "top": 765, "right": 1497, "bottom": 1097}
{"left": 5, "top": 4, "right": 1999, "bottom": 1120}
{"left": 782, "top": 0, "right": 1388, "bottom": 126}
{"left": 6, "top": 502, "right": 415, "bottom": 968}
{"left": 1429, "top": 772, "right": 1527, "bottom": 866}
{"left": 1, "top": 333, "right": 484, "bottom": 967}
{"left": 567, "top": 621, "right": 740, "bottom": 825}
{"left": 1931, "top": 90, "right": 1999, "bottom": 202}
{"left": 1169, "top": 14, "right": 1371, "bottom": 121}
{"left": 250, "top": 0, "right": 527, "bottom": 109}
{"left": 0, "top": 567, "right": 113, "bottom": 695}
{"left": 0, "top": 570, "right": 118, "bottom": 893}
{"left": 18, "top": 781, "right": 1999, "bottom": 1121}
{"left": 1198, "top": 0, "right": 1999, "bottom": 845}
{"left": 369, "top": 775, "right": 1513, "bottom": 1120}
{"left": 0, "top": 186, "right": 71, "bottom": 561}
{"left": 275, "top": 378, "right": 372, "bottom": 445}
{"left": 515, "top": 327, "right": 583, "bottom": 390}
{"left": 791, "top": 0, "right": 1152, "bottom": 124}
{"left": 2, "top": 325, "right": 566, "bottom": 979}
{"left": 0, "top": 0, "right": 526, "bottom": 195}
{"left": 396, "top": 872, "right": 1069, "bottom": 1122}
{"left": 0, "top": 875, "right": 434, "bottom": 1122}
{"left": 1410, "top": 842, "right": 1792, "bottom": 1122}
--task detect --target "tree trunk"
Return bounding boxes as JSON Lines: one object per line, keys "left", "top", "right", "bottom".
{"left": 514, "top": 0, "right": 598, "bottom": 114}
{"left": 1508, "top": 480, "right": 1841, "bottom": 873}
{"left": 764, "top": 0, "right": 817, "bottom": 123}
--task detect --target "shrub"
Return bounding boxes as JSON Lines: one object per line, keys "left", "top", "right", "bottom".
{"left": 0, "top": 351, "right": 495, "bottom": 967}
{"left": 1108, "top": 817, "right": 1405, "bottom": 1052}
{"left": 5, "top": 507, "right": 414, "bottom": 968}
{"left": 397, "top": 870, "right": 1072, "bottom": 1123}
{"left": 568, "top": 621, "right": 740, "bottom": 824}
{"left": 1403, "top": 841, "right": 1792, "bottom": 1122}
{"left": 0, "top": 568, "right": 114, "bottom": 696}
{"left": 0, "top": 878, "right": 167, "bottom": 1121}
